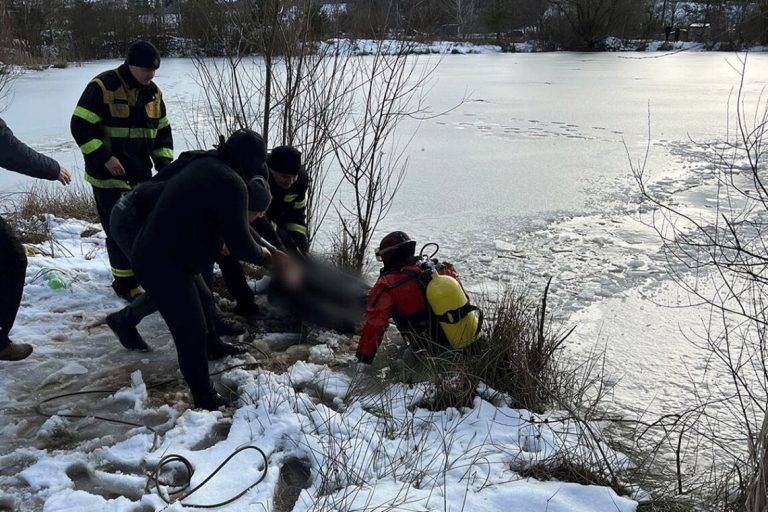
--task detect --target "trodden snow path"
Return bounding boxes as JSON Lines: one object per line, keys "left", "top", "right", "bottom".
{"left": 0, "top": 217, "right": 638, "bottom": 511}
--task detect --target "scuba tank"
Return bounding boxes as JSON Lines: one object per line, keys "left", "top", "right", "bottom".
{"left": 425, "top": 269, "right": 481, "bottom": 349}
{"left": 418, "top": 244, "right": 482, "bottom": 350}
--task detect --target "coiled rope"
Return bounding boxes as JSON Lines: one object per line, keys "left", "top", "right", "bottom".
{"left": 150, "top": 445, "right": 269, "bottom": 508}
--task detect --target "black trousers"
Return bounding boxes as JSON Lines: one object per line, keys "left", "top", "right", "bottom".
{"left": 134, "top": 256, "right": 214, "bottom": 398}
{"left": 92, "top": 186, "right": 138, "bottom": 289}
{"left": 0, "top": 216, "right": 27, "bottom": 350}
{"left": 110, "top": 196, "right": 216, "bottom": 332}
{"left": 199, "top": 254, "right": 255, "bottom": 309}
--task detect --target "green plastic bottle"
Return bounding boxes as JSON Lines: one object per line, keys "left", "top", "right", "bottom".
{"left": 43, "top": 269, "right": 67, "bottom": 290}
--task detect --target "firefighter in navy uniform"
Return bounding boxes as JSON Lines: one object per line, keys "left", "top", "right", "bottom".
{"left": 258, "top": 146, "right": 310, "bottom": 254}
{"left": 215, "top": 145, "right": 310, "bottom": 318}
{"left": 70, "top": 40, "right": 173, "bottom": 302}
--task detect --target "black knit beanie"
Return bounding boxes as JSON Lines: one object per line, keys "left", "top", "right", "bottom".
{"left": 126, "top": 41, "right": 161, "bottom": 70}
{"left": 267, "top": 146, "right": 302, "bottom": 175}
{"left": 218, "top": 129, "right": 268, "bottom": 181}
{"left": 247, "top": 176, "right": 272, "bottom": 213}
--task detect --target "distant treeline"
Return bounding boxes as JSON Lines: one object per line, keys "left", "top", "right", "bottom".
{"left": 2, "top": 0, "right": 767, "bottom": 62}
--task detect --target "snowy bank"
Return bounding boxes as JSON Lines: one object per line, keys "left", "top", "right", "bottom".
{"left": 317, "top": 38, "right": 504, "bottom": 56}
{"left": 0, "top": 215, "right": 641, "bottom": 511}
{"left": 316, "top": 37, "right": 768, "bottom": 57}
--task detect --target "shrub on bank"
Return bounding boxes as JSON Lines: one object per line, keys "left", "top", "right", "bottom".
{"left": 2, "top": 184, "right": 98, "bottom": 244}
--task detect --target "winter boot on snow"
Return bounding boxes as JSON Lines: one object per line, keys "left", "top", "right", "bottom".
{"left": 106, "top": 312, "right": 150, "bottom": 351}
{"left": 214, "top": 314, "right": 246, "bottom": 336}
{"left": 207, "top": 333, "right": 247, "bottom": 361}
{"left": 193, "top": 388, "right": 229, "bottom": 411}
{"left": 0, "top": 341, "right": 33, "bottom": 361}
{"left": 232, "top": 301, "right": 259, "bottom": 318}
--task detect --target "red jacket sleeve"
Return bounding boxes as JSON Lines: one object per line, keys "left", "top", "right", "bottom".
{"left": 356, "top": 278, "right": 394, "bottom": 364}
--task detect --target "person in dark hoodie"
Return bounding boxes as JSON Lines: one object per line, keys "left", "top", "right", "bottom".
{"left": 106, "top": 173, "right": 275, "bottom": 358}
{"left": 70, "top": 40, "right": 173, "bottom": 303}
{"left": 0, "top": 117, "right": 72, "bottom": 361}
{"left": 129, "top": 129, "right": 285, "bottom": 410}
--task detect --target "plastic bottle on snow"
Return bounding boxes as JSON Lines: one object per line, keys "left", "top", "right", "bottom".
{"left": 43, "top": 269, "right": 67, "bottom": 291}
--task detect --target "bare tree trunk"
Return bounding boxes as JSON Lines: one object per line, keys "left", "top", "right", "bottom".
{"left": 747, "top": 410, "right": 768, "bottom": 512}
{"left": 0, "top": 0, "right": 18, "bottom": 111}
{"left": 263, "top": 53, "right": 273, "bottom": 144}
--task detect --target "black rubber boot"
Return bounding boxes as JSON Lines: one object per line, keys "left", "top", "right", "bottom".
{"left": 214, "top": 314, "right": 245, "bottom": 336}
{"left": 192, "top": 388, "right": 229, "bottom": 411}
{"left": 207, "top": 333, "right": 247, "bottom": 361}
{"left": 0, "top": 341, "right": 33, "bottom": 361}
{"left": 232, "top": 301, "right": 259, "bottom": 318}
{"left": 106, "top": 312, "right": 150, "bottom": 351}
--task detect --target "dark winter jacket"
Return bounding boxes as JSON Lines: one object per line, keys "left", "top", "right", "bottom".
{"left": 70, "top": 63, "right": 173, "bottom": 189}
{"left": 261, "top": 169, "right": 310, "bottom": 253}
{"left": 131, "top": 156, "right": 268, "bottom": 275}
{"left": 140, "top": 149, "right": 278, "bottom": 253}
{"left": 0, "top": 117, "right": 60, "bottom": 180}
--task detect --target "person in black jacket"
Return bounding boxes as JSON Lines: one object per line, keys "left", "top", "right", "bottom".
{"left": 130, "top": 132, "right": 284, "bottom": 410}
{"left": 216, "top": 145, "right": 310, "bottom": 317}
{"left": 260, "top": 146, "right": 310, "bottom": 254}
{"left": 106, "top": 173, "right": 275, "bottom": 358}
{"left": 70, "top": 41, "right": 173, "bottom": 303}
{"left": 0, "top": 117, "right": 71, "bottom": 362}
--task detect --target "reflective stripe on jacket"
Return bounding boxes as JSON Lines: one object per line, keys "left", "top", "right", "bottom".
{"left": 265, "top": 169, "right": 310, "bottom": 251}
{"left": 70, "top": 63, "right": 173, "bottom": 188}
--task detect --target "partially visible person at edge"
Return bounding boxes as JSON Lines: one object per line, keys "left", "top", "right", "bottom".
{"left": 0, "top": 117, "right": 72, "bottom": 362}
{"left": 216, "top": 144, "right": 310, "bottom": 318}
{"left": 129, "top": 132, "right": 286, "bottom": 410}
{"left": 355, "top": 232, "right": 469, "bottom": 365}
{"left": 70, "top": 40, "right": 173, "bottom": 303}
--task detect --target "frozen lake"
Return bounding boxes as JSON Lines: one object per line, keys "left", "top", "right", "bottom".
{"left": 4, "top": 53, "right": 763, "bottom": 218}
{"left": 3, "top": 52, "right": 768, "bottom": 425}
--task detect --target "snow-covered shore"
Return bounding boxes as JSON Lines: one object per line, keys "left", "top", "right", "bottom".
{"left": 316, "top": 37, "right": 768, "bottom": 56}
{"left": 0, "top": 216, "right": 639, "bottom": 511}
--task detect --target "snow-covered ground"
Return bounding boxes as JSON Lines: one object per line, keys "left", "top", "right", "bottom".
{"left": 0, "top": 217, "right": 639, "bottom": 511}
{"left": 317, "top": 37, "right": 768, "bottom": 56}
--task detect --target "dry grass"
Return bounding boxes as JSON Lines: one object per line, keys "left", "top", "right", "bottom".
{"left": 367, "top": 280, "right": 656, "bottom": 499}
{"left": 17, "top": 183, "right": 98, "bottom": 223}
{"left": 392, "top": 279, "right": 582, "bottom": 414}
{"left": 518, "top": 457, "right": 633, "bottom": 495}
{"left": 1, "top": 183, "right": 98, "bottom": 244}
{"left": 326, "top": 228, "right": 359, "bottom": 275}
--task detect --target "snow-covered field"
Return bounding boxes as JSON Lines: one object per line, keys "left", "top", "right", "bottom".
{"left": 0, "top": 217, "right": 639, "bottom": 511}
